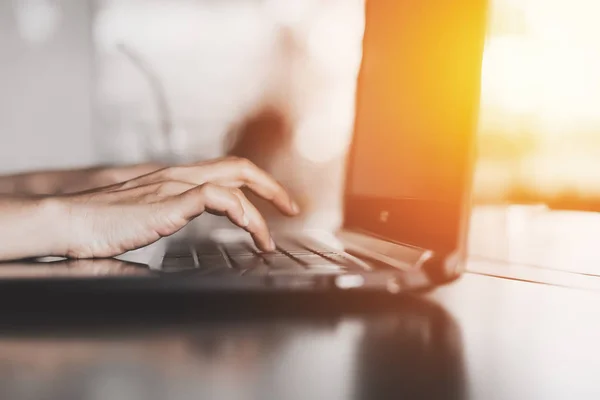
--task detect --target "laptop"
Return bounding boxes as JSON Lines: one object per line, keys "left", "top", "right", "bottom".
{"left": 0, "top": 1, "right": 487, "bottom": 297}
{"left": 153, "top": 0, "right": 488, "bottom": 294}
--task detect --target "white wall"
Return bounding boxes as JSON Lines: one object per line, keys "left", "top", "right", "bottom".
{"left": 0, "top": 0, "right": 96, "bottom": 174}
{"left": 0, "top": 0, "right": 364, "bottom": 233}
{"left": 94, "top": 0, "right": 365, "bottom": 232}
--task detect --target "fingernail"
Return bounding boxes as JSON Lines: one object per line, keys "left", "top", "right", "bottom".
{"left": 269, "top": 238, "right": 277, "bottom": 252}
{"left": 290, "top": 200, "right": 300, "bottom": 214}
{"left": 242, "top": 213, "right": 250, "bottom": 228}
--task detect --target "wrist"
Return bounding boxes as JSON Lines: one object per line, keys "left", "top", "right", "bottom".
{"left": 35, "top": 196, "right": 73, "bottom": 257}
{"left": 0, "top": 195, "right": 68, "bottom": 260}
{"left": 0, "top": 172, "right": 61, "bottom": 195}
{"left": 0, "top": 176, "right": 17, "bottom": 194}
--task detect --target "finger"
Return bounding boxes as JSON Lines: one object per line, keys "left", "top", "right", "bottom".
{"left": 230, "top": 188, "right": 274, "bottom": 252}
{"left": 173, "top": 157, "right": 300, "bottom": 216}
{"left": 119, "top": 158, "right": 299, "bottom": 217}
{"left": 175, "top": 183, "right": 274, "bottom": 252}
{"left": 223, "top": 158, "right": 300, "bottom": 217}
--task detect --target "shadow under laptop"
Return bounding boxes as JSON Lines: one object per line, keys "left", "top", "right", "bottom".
{"left": 0, "top": 266, "right": 466, "bottom": 400}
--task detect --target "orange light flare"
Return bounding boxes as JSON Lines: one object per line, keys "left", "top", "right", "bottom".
{"left": 477, "top": 0, "right": 600, "bottom": 198}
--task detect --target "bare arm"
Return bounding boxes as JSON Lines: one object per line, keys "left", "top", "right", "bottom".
{"left": 0, "top": 195, "right": 64, "bottom": 260}
{"left": 0, "top": 170, "right": 83, "bottom": 194}
{"left": 0, "top": 157, "right": 299, "bottom": 261}
{"left": 0, "top": 164, "right": 162, "bottom": 195}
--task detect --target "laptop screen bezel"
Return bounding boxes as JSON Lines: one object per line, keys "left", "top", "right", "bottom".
{"left": 341, "top": 0, "right": 488, "bottom": 254}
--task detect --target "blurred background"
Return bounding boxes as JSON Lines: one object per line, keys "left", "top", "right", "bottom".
{"left": 1, "top": 0, "right": 600, "bottom": 217}
{"left": 476, "top": 0, "right": 600, "bottom": 210}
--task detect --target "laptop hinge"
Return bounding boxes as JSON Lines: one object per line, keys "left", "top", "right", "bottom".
{"left": 336, "top": 230, "right": 434, "bottom": 271}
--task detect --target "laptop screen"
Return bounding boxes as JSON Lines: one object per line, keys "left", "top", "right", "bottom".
{"left": 344, "top": 0, "right": 487, "bottom": 252}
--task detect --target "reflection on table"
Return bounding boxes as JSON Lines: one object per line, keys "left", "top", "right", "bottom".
{"left": 0, "top": 296, "right": 463, "bottom": 400}
{"left": 469, "top": 205, "right": 600, "bottom": 289}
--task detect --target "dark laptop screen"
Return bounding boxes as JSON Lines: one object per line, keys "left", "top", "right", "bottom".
{"left": 345, "top": 0, "right": 488, "bottom": 252}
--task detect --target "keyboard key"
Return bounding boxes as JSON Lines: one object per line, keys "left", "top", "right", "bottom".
{"left": 221, "top": 242, "right": 257, "bottom": 256}
{"left": 273, "top": 237, "right": 314, "bottom": 255}
{"left": 262, "top": 258, "right": 307, "bottom": 272}
{"left": 196, "top": 255, "right": 232, "bottom": 270}
{"left": 291, "top": 254, "right": 348, "bottom": 266}
{"left": 161, "top": 256, "right": 197, "bottom": 271}
{"left": 193, "top": 243, "right": 223, "bottom": 256}
{"left": 241, "top": 262, "right": 271, "bottom": 276}
{"left": 294, "top": 236, "right": 341, "bottom": 254}
{"left": 232, "top": 257, "right": 264, "bottom": 269}
{"left": 164, "top": 242, "right": 194, "bottom": 258}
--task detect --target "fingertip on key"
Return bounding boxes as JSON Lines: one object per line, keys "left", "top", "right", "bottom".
{"left": 241, "top": 213, "right": 250, "bottom": 228}
{"left": 290, "top": 200, "right": 300, "bottom": 215}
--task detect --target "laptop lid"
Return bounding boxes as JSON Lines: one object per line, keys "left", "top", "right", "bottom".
{"left": 343, "top": 0, "right": 488, "bottom": 257}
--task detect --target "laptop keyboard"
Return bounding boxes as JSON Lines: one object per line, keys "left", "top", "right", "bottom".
{"left": 161, "top": 236, "right": 370, "bottom": 276}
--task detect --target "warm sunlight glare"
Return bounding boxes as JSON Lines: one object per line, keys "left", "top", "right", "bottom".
{"left": 476, "top": 0, "right": 600, "bottom": 201}
{"left": 481, "top": 0, "right": 600, "bottom": 129}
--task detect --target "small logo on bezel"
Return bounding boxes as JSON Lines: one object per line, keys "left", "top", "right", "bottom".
{"left": 379, "top": 210, "right": 389, "bottom": 223}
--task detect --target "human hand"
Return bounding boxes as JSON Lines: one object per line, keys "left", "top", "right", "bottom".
{"left": 51, "top": 157, "right": 299, "bottom": 258}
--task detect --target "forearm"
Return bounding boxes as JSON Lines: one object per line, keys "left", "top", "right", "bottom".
{"left": 0, "top": 168, "right": 105, "bottom": 195}
{"left": 0, "top": 175, "right": 18, "bottom": 194}
{"left": 0, "top": 195, "right": 67, "bottom": 260}
{"left": 0, "top": 164, "right": 161, "bottom": 196}
{"left": 0, "top": 171, "right": 67, "bottom": 195}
